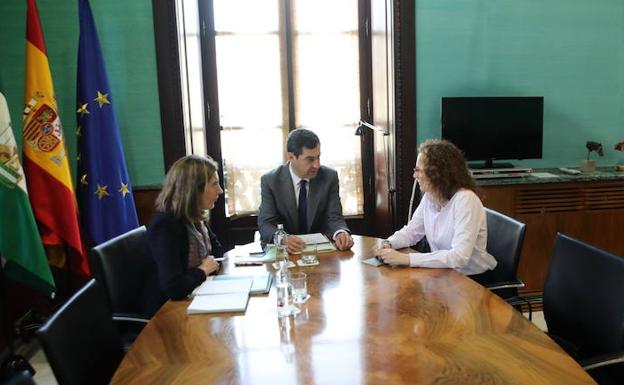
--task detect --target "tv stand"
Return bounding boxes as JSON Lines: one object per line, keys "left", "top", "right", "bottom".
{"left": 469, "top": 159, "right": 514, "bottom": 169}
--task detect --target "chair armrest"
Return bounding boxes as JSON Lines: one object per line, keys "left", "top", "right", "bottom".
{"left": 112, "top": 315, "right": 149, "bottom": 325}
{"left": 486, "top": 278, "right": 525, "bottom": 291}
{"left": 505, "top": 296, "right": 530, "bottom": 307}
{"left": 505, "top": 295, "right": 543, "bottom": 320}
{"left": 581, "top": 351, "right": 624, "bottom": 371}
{"left": 111, "top": 314, "right": 149, "bottom": 352}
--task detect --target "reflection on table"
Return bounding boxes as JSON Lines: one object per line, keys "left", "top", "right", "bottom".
{"left": 109, "top": 235, "right": 596, "bottom": 385}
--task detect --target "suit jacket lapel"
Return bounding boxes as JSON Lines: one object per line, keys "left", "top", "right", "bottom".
{"left": 278, "top": 164, "right": 298, "bottom": 231}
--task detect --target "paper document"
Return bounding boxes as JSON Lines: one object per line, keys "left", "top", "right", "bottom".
{"left": 187, "top": 293, "right": 249, "bottom": 314}
{"left": 297, "top": 233, "right": 336, "bottom": 253}
{"left": 298, "top": 233, "right": 331, "bottom": 244}
{"left": 235, "top": 245, "right": 277, "bottom": 262}
{"left": 233, "top": 242, "right": 264, "bottom": 257}
{"left": 213, "top": 273, "right": 272, "bottom": 295}
{"left": 362, "top": 257, "right": 384, "bottom": 267}
{"left": 194, "top": 278, "right": 253, "bottom": 296}
{"left": 304, "top": 242, "right": 336, "bottom": 253}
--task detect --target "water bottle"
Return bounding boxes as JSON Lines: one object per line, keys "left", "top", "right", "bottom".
{"left": 275, "top": 263, "right": 293, "bottom": 317}
{"left": 273, "top": 224, "right": 289, "bottom": 268}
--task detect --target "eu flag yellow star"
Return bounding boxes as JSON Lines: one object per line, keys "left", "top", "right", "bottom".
{"left": 94, "top": 184, "right": 109, "bottom": 200}
{"left": 119, "top": 182, "right": 130, "bottom": 198}
{"left": 94, "top": 91, "right": 111, "bottom": 108}
{"left": 77, "top": 103, "right": 90, "bottom": 116}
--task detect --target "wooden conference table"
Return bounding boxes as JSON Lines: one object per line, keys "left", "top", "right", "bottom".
{"left": 110, "top": 236, "right": 596, "bottom": 385}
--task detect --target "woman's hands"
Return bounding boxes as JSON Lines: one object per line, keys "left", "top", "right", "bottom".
{"left": 198, "top": 257, "right": 220, "bottom": 276}
{"left": 377, "top": 249, "right": 410, "bottom": 266}
{"left": 375, "top": 241, "right": 410, "bottom": 266}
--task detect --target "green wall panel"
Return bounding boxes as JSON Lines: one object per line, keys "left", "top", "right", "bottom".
{"left": 417, "top": 0, "right": 624, "bottom": 168}
{"left": 0, "top": 0, "right": 164, "bottom": 186}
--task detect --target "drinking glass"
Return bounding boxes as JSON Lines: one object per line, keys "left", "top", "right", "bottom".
{"left": 302, "top": 243, "right": 318, "bottom": 265}
{"left": 289, "top": 272, "right": 308, "bottom": 303}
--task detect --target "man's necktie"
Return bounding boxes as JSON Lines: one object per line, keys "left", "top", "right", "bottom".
{"left": 298, "top": 180, "right": 308, "bottom": 234}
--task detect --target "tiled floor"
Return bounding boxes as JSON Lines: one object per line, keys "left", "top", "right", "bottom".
{"left": 30, "top": 348, "right": 57, "bottom": 385}
{"left": 26, "top": 311, "right": 548, "bottom": 385}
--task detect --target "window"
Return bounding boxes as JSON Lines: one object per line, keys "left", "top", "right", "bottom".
{"left": 155, "top": 0, "right": 415, "bottom": 242}
{"left": 195, "top": 0, "right": 365, "bottom": 217}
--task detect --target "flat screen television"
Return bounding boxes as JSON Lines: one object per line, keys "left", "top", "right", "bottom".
{"left": 440, "top": 96, "right": 543, "bottom": 169}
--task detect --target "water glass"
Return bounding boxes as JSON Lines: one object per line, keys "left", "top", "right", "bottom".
{"left": 302, "top": 243, "right": 318, "bottom": 265}
{"left": 289, "top": 272, "right": 308, "bottom": 303}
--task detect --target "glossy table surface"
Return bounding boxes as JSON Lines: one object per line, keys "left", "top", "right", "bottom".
{"left": 110, "top": 236, "right": 596, "bottom": 385}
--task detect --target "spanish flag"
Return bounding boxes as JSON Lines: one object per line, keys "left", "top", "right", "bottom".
{"left": 22, "top": 0, "right": 89, "bottom": 276}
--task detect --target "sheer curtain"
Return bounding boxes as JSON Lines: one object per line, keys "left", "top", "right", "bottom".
{"left": 213, "top": 0, "right": 363, "bottom": 216}
{"left": 293, "top": 0, "right": 363, "bottom": 216}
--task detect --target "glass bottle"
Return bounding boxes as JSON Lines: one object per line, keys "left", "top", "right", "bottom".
{"left": 275, "top": 262, "right": 293, "bottom": 317}
{"left": 273, "top": 224, "right": 289, "bottom": 268}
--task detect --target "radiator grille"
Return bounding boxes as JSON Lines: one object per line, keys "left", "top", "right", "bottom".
{"left": 515, "top": 184, "right": 624, "bottom": 214}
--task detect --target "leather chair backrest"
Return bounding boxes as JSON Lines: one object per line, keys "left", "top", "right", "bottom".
{"left": 90, "top": 226, "right": 148, "bottom": 317}
{"left": 1, "top": 371, "right": 36, "bottom": 385}
{"left": 36, "top": 280, "right": 124, "bottom": 385}
{"left": 544, "top": 233, "right": 624, "bottom": 358}
{"left": 484, "top": 208, "right": 526, "bottom": 296}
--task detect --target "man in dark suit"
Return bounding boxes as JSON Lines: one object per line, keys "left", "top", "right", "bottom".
{"left": 258, "top": 128, "right": 353, "bottom": 252}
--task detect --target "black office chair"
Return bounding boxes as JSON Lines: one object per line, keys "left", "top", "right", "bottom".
{"left": 90, "top": 226, "right": 150, "bottom": 349}
{"left": 538, "top": 233, "right": 624, "bottom": 384}
{"left": 481, "top": 208, "right": 526, "bottom": 300}
{"left": 36, "top": 279, "right": 124, "bottom": 385}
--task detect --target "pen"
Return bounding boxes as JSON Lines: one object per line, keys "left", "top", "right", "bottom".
{"left": 235, "top": 262, "right": 263, "bottom": 267}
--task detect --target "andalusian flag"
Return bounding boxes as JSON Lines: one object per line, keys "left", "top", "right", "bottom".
{"left": 22, "top": 0, "right": 89, "bottom": 276}
{"left": 77, "top": 0, "right": 139, "bottom": 245}
{"left": 0, "top": 80, "right": 55, "bottom": 296}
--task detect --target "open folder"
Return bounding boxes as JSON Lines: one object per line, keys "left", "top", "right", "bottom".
{"left": 187, "top": 278, "right": 253, "bottom": 315}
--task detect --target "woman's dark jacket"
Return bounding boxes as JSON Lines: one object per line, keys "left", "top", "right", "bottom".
{"left": 141, "top": 211, "right": 223, "bottom": 317}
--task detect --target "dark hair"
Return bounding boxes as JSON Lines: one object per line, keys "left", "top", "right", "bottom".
{"left": 286, "top": 128, "right": 320, "bottom": 157}
{"left": 155, "top": 155, "right": 219, "bottom": 223}
{"left": 419, "top": 139, "right": 476, "bottom": 201}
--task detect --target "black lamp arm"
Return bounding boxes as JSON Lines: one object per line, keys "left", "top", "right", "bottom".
{"left": 355, "top": 120, "right": 389, "bottom": 136}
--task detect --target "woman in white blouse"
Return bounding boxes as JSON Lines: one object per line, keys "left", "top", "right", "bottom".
{"left": 377, "top": 139, "right": 497, "bottom": 278}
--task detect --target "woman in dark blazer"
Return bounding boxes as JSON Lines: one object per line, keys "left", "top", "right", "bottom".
{"left": 142, "top": 155, "right": 224, "bottom": 317}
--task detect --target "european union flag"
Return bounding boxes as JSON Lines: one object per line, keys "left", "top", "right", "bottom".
{"left": 76, "top": 0, "right": 138, "bottom": 245}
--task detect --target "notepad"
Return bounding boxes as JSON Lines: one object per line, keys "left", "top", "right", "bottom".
{"left": 307, "top": 242, "right": 336, "bottom": 253}
{"left": 194, "top": 278, "right": 253, "bottom": 295}
{"left": 298, "top": 233, "right": 336, "bottom": 253}
{"left": 298, "top": 233, "right": 331, "bottom": 244}
{"left": 187, "top": 293, "right": 249, "bottom": 314}
{"left": 213, "top": 273, "right": 272, "bottom": 295}
{"left": 187, "top": 278, "right": 252, "bottom": 315}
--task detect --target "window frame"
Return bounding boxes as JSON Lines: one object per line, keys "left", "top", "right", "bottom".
{"left": 152, "top": 0, "right": 415, "bottom": 247}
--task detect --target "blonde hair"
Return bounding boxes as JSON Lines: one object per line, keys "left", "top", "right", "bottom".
{"left": 155, "top": 155, "right": 219, "bottom": 223}
{"left": 419, "top": 139, "right": 476, "bottom": 201}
